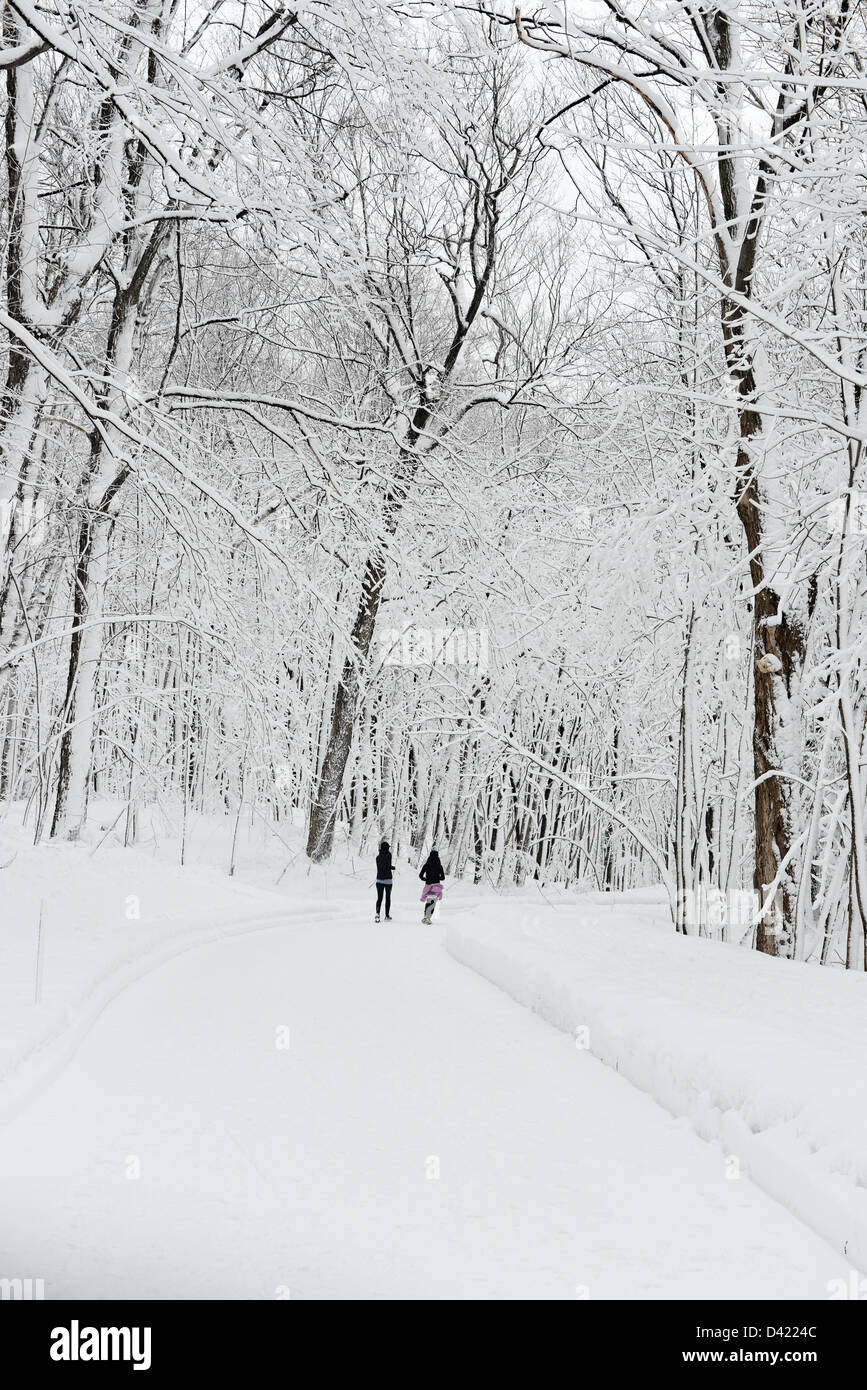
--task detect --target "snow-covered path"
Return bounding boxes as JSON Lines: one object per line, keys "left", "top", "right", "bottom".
{"left": 0, "top": 921, "right": 850, "bottom": 1300}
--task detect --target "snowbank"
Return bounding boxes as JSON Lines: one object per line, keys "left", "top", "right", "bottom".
{"left": 445, "top": 902, "right": 867, "bottom": 1270}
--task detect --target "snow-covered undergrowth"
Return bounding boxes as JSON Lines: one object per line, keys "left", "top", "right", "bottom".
{"left": 446, "top": 902, "right": 867, "bottom": 1269}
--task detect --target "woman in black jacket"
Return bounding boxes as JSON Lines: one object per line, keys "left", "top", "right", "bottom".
{"left": 375, "top": 840, "right": 394, "bottom": 922}
{"left": 419, "top": 848, "right": 445, "bottom": 923}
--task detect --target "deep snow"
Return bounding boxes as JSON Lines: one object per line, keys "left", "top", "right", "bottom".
{"left": 0, "top": 807, "right": 861, "bottom": 1299}
{"left": 0, "top": 921, "right": 857, "bottom": 1299}
{"left": 446, "top": 897, "right": 867, "bottom": 1270}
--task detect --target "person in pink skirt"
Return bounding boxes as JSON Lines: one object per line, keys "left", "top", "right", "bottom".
{"left": 418, "top": 847, "right": 445, "bottom": 924}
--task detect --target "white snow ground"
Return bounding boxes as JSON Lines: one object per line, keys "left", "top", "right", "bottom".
{"left": 447, "top": 898, "right": 867, "bottom": 1272}
{"left": 0, "top": 807, "right": 860, "bottom": 1299}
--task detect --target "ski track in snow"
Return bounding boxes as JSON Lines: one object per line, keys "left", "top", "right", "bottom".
{"left": 0, "top": 919, "right": 852, "bottom": 1300}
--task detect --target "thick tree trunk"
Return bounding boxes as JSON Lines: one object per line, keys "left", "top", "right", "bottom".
{"left": 305, "top": 397, "right": 439, "bottom": 861}
{"left": 305, "top": 550, "right": 386, "bottom": 860}
{"left": 731, "top": 386, "right": 807, "bottom": 956}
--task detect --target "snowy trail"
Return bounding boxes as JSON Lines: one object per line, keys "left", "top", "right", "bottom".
{"left": 0, "top": 920, "right": 850, "bottom": 1300}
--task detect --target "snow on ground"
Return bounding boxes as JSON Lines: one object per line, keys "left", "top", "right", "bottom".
{"left": 446, "top": 900, "right": 867, "bottom": 1272}
{"left": 0, "top": 804, "right": 297, "bottom": 1120}
{"left": 0, "top": 922, "right": 855, "bottom": 1300}
{"left": 0, "top": 803, "right": 862, "bottom": 1298}
{"left": 0, "top": 801, "right": 435, "bottom": 1119}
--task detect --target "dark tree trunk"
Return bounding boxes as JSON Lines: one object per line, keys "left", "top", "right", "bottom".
{"left": 305, "top": 550, "right": 387, "bottom": 860}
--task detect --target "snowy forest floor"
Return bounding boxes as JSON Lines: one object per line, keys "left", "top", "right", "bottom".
{"left": 0, "top": 804, "right": 864, "bottom": 1299}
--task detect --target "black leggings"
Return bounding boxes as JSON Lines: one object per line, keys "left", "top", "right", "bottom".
{"left": 375, "top": 883, "right": 392, "bottom": 915}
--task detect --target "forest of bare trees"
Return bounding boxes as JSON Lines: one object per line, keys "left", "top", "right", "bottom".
{"left": 3, "top": 0, "right": 867, "bottom": 968}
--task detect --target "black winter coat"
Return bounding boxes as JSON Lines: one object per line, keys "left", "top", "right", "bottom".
{"left": 419, "top": 853, "right": 445, "bottom": 886}
{"left": 375, "top": 847, "right": 394, "bottom": 883}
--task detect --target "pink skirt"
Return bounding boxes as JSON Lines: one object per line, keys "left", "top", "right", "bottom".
{"left": 420, "top": 883, "right": 443, "bottom": 904}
